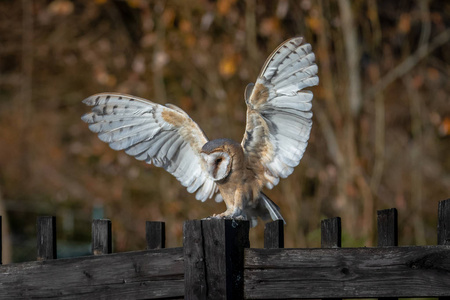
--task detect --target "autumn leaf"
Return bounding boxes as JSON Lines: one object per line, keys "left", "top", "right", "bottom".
{"left": 219, "top": 55, "right": 238, "bottom": 78}
{"left": 398, "top": 13, "right": 411, "bottom": 34}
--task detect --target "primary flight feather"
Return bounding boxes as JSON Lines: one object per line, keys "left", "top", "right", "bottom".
{"left": 82, "top": 37, "right": 319, "bottom": 227}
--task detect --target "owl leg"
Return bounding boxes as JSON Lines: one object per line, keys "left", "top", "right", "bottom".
{"left": 212, "top": 190, "right": 246, "bottom": 220}
{"left": 202, "top": 197, "right": 234, "bottom": 220}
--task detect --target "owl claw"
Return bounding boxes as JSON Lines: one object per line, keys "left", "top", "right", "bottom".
{"left": 207, "top": 208, "right": 246, "bottom": 221}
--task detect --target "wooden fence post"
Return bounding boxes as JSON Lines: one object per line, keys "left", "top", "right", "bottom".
{"left": 321, "top": 217, "right": 341, "bottom": 300}
{"left": 146, "top": 221, "right": 165, "bottom": 249}
{"left": 321, "top": 217, "right": 341, "bottom": 248}
{"left": 438, "top": 199, "right": 450, "bottom": 300}
{"left": 92, "top": 219, "right": 112, "bottom": 255}
{"left": 0, "top": 216, "right": 2, "bottom": 265}
{"left": 377, "top": 209, "right": 398, "bottom": 300}
{"left": 438, "top": 199, "right": 450, "bottom": 246}
{"left": 377, "top": 208, "right": 398, "bottom": 247}
{"left": 184, "top": 219, "right": 249, "bottom": 300}
{"left": 37, "top": 216, "right": 57, "bottom": 261}
{"left": 264, "top": 220, "right": 284, "bottom": 249}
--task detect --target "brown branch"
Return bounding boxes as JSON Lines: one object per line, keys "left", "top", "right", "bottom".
{"left": 365, "top": 27, "right": 450, "bottom": 100}
{"left": 337, "top": 0, "right": 363, "bottom": 116}
{"left": 20, "top": 0, "right": 33, "bottom": 122}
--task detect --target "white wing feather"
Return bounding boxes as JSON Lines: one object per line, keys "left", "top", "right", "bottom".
{"left": 242, "top": 37, "right": 319, "bottom": 189}
{"left": 82, "top": 93, "right": 217, "bottom": 202}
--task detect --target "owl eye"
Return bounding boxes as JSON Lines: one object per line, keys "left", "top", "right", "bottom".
{"left": 215, "top": 157, "right": 222, "bottom": 165}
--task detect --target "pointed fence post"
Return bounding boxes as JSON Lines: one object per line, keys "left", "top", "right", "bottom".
{"left": 264, "top": 220, "right": 284, "bottom": 249}
{"left": 184, "top": 219, "right": 250, "bottom": 299}
{"left": 146, "top": 221, "right": 165, "bottom": 249}
{"left": 92, "top": 219, "right": 112, "bottom": 255}
{"left": 37, "top": 216, "right": 57, "bottom": 260}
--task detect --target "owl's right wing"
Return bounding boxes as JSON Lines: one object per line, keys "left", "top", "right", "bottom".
{"left": 82, "top": 93, "right": 217, "bottom": 202}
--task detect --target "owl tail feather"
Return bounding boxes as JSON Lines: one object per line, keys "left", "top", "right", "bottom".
{"left": 260, "top": 192, "right": 286, "bottom": 225}
{"left": 246, "top": 192, "right": 285, "bottom": 227}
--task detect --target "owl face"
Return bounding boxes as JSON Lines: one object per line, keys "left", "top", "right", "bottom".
{"left": 201, "top": 151, "right": 232, "bottom": 181}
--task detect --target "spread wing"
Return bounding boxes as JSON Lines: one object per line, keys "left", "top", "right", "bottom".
{"left": 241, "top": 37, "right": 319, "bottom": 189}
{"left": 82, "top": 93, "right": 217, "bottom": 202}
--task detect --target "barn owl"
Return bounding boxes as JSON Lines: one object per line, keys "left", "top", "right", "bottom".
{"left": 82, "top": 37, "right": 318, "bottom": 227}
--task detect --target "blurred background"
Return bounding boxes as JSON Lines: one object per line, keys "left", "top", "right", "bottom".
{"left": 0, "top": 0, "right": 449, "bottom": 263}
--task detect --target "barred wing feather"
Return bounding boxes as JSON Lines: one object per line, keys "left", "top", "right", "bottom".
{"left": 242, "top": 37, "right": 319, "bottom": 189}
{"left": 82, "top": 93, "right": 217, "bottom": 202}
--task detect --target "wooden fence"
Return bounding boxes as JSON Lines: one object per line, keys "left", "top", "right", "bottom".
{"left": 0, "top": 199, "right": 449, "bottom": 299}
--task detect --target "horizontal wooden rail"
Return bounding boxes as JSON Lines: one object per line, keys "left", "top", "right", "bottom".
{"left": 0, "top": 248, "right": 184, "bottom": 299}
{"left": 244, "top": 245, "right": 450, "bottom": 299}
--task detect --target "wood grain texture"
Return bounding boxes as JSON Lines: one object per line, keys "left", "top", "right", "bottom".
{"left": 264, "top": 220, "right": 284, "bottom": 249}
{"left": 0, "top": 248, "right": 184, "bottom": 299}
{"left": 146, "top": 221, "right": 165, "bottom": 249}
{"left": 321, "top": 217, "right": 341, "bottom": 248}
{"left": 92, "top": 219, "right": 112, "bottom": 255}
{"left": 438, "top": 199, "right": 450, "bottom": 300}
{"left": 377, "top": 209, "right": 398, "bottom": 300}
{"left": 244, "top": 246, "right": 450, "bottom": 298}
{"left": 321, "top": 217, "right": 341, "bottom": 300}
{"left": 438, "top": 199, "right": 450, "bottom": 246}
{"left": 37, "top": 216, "right": 56, "bottom": 260}
{"left": 183, "top": 220, "right": 206, "bottom": 299}
{"left": 0, "top": 216, "right": 2, "bottom": 265}
{"left": 378, "top": 208, "right": 398, "bottom": 247}
{"left": 184, "top": 219, "right": 250, "bottom": 300}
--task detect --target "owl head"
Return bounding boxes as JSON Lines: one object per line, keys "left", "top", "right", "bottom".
{"left": 200, "top": 138, "right": 243, "bottom": 182}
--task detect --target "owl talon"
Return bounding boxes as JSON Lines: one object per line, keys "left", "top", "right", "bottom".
{"left": 208, "top": 208, "right": 247, "bottom": 221}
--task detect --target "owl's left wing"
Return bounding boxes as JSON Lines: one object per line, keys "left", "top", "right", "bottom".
{"left": 82, "top": 93, "right": 217, "bottom": 202}
{"left": 241, "top": 37, "right": 319, "bottom": 189}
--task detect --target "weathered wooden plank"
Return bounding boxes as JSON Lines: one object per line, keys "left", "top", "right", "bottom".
{"left": 438, "top": 199, "right": 450, "bottom": 246}
{"left": 321, "top": 217, "right": 341, "bottom": 248}
{"left": 244, "top": 246, "right": 450, "bottom": 298}
{"left": 92, "top": 219, "right": 112, "bottom": 255}
{"left": 37, "top": 216, "right": 56, "bottom": 260}
{"left": 264, "top": 220, "right": 284, "bottom": 249}
{"left": 378, "top": 208, "right": 398, "bottom": 247}
{"left": 0, "top": 247, "right": 184, "bottom": 299}
{"left": 184, "top": 219, "right": 250, "bottom": 300}
{"left": 146, "top": 221, "right": 165, "bottom": 249}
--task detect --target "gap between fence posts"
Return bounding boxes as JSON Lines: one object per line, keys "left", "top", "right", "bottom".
{"left": 184, "top": 219, "right": 249, "bottom": 300}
